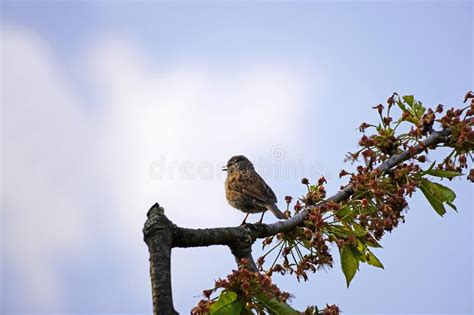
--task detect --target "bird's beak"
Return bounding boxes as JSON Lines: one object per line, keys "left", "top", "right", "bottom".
{"left": 222, "top": 166, "right": 228, "bottom": 171}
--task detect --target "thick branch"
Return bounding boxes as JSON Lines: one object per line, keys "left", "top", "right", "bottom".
{"left": 143, "top": 204, "right": 179, "bottom": 315}
{"left": 173, "top": 223, "right": 259, "bottom": 271}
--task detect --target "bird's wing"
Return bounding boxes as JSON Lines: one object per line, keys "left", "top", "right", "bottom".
{"left": 241, "top": 172, "right": 278, "bottom": 205}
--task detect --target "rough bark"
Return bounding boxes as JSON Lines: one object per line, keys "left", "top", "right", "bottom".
{"left": 143, "top": 204, "right": 179, "bottom": 315}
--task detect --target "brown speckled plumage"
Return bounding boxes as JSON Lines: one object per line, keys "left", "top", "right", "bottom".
{"left": 223, "top": 155, "right": 286, "bottom": 224}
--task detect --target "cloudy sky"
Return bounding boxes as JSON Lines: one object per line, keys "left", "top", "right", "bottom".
{"left": 1, "top": 1, "right": 472, "bottom": 314}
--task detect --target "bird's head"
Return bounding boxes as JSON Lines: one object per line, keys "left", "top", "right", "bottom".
{"left": 222, "top": 155, "right": 254, "bottom": 174}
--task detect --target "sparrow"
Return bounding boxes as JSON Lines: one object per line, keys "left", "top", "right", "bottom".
{"left": 223, "top": 155, "right": 286, "bottom": 225}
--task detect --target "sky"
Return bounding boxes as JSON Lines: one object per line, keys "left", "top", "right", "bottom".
{"left": 0, "top": 1, "right": 472, "bottom": 314}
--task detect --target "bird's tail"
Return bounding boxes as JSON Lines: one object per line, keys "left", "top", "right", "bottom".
{"left": 266, "top": 203, "right": 287, "bottom": 220}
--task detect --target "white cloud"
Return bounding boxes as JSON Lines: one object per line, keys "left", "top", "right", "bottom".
{"left": 1, "top": 28, "right": 311, "bottom": 312}
{"left": 1, "top": 26, "right": 89, "bottom": 309}
{"left": 85, "top": 35, "right": 310, "bottom": 234}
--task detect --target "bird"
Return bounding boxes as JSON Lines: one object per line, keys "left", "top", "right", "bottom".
{"left": 223, "top": 155, "right": 286, "bottom": 225}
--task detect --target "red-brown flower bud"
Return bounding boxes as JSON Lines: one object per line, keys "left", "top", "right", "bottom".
{"left": 417, "top": 155, "right": 427, "bottom": 163}
{"left": 203, "top": 289, "right": 213, "bottom": 299}
{"left": 463, "top": 90, "right": 474, "bottom": 103}
{"left": 294, "top": 200, "right": 302, "bottom": 212}
{"left": 372, "top": 103, "right": 384, "bottom": 115}
{"left": 468, "top": 169, "right": 474, "bottom": 182}
{"left": 359, "top": 122, "right": 370, "bottom": 132}
{"left": 387, "top": 95, "right": 395, "bottom": 107}
{"left": 339, "top": 169, "right": 349, "bottom": 177}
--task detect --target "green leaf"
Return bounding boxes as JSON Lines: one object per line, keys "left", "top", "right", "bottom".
{"left": 424, "top": 169, "right": 463, "bottom": 179}
{"left": 426, "top": 161, "right": 436, "bottom": 172}
{"left": 425, "top": 180, "right": 456, "bottom": 203}
{"left": 336, "top": 205, "right": 352, "bottom": 218}
{"left": 412, "top": 100, "right": 426, "bottom": 118}
{"left": 419, "top": 179, "right": 457, "bottom": 216}
{"left": 365, "top": 248, "right": 384, "bottom": 269}
{"left": 363, "top": 235, "right": 383, "bottom": 248}
{"left": 402, "top": 95, "right": 415, "bottom": 107}
{"left": 255, "top": 293, "right": 299, "bottom": 315}
{"left": 400, "top": 95, "right": 425, "bottom": 120}
{"left": 359, "top": 203, "right": 378, "bottom": 215}
{"left": 396, "top": 100, "right": 407, "bottom": 111}
{"left": 352, "top": 222, "right": 368, "bottom": 237}
{"left": 328, "top": 225, "right": 351, "bottom": 238}
{"left": 447, "top": 201, "right": 458, "bottom": 212}
{"left": 349, "top": 244, "right": 366, "bottom": 263}
{"left": 337, "top": 207, "right": 357, "bottom": 224}
{"left": 351, "top": 241, "right": 384, "bottom": 269}
{"left": 340, "top": 245, "right": 359, "bottom": 287}
{"left": 419, "top": 184, "right": 446, "bottom": 216}
{"left": 209, "top": 291, "right": 243, "bottom": 315}
{"left": 402, "top": 114, "right": 419, "bottom": 125}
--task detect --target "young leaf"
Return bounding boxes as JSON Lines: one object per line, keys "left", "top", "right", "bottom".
{"left": 352, "top": 222, "right": 368, "bottom": 237}
{"left": 336, "top": 205, "right": 352, "bottom": 221}
{"left": 419, "top": 178, "right": 457, "bottom": 216}
{"left": 340, "top": 245, "right": 359, "bottom": 287}
{"left": 328, "top": 225, "right": 351, "bottom": 238}
{"left": 402, "top": 95, "right": 415, "bottom": 107}
{"left": 401, "top": 113, "right": 419, "bottom": 125}
{"left": 426, "top": 161, "right": 436, "bottom": 172}
{"left": 447, "top": 201, "right": 458, "bottom": 212}
{"left": 209, "top": 290, "right": 243, "bottom": 315}
{"left": 349, "top": 244, "right": 367, "bottom": 263}
{"left": 396, "top": 99, "right": 407, "bottom": 111}
{"left": 365, "top": 247, "right": 384, "bottom": 269}
{"left": 422, "top": 179, "right": 456, "bottom": 203}
{"left": 363, "top": 234, "right": 383, "bottom": 248}
{"left": 412, "top": 100, "right": 426, "bottom": 118}
{"left": 353, "top": 241, "right": 384, "bottom": 269}
{"left": 424, "top": 169, "right": 463, "bottom": 179}
{"left": 255, "top": 293, "right": 299, "bottom": 315}
{"left": 419, "top": 183, "right": 446, "bottom": 216}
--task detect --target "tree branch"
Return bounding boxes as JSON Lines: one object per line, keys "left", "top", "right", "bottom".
{"left": 143, "top": 204, "right": 179, "bottom": 315}
{"left": 254, "top": 128, "right": 451, "bottom": 237}
{"left": 168, "top": 128, "right": 451, "bottom": 245}
{"left": 143, "top": 128, "right": 451, "bottom": 314}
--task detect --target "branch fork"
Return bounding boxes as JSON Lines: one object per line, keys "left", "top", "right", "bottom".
{"left": 144, "top": 129, "right": 451, "bottom": 314}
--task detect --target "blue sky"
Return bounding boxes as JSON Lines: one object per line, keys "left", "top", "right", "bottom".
{"left": 1, "top": 1, "right": 472, "bottom": 314}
